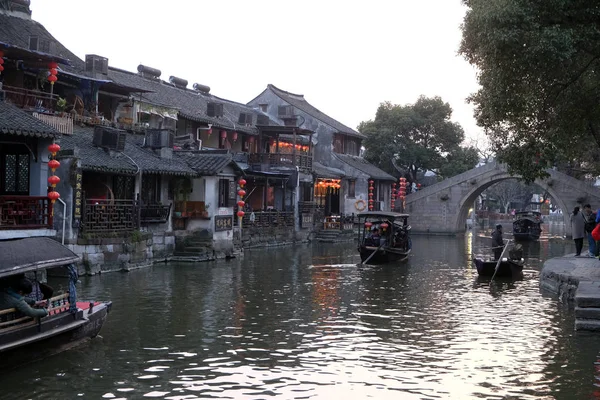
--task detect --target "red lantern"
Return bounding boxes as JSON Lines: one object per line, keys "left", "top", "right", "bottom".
{"left": 0, "top": 58, "right": 4, "bottom": 65}
{"left": 48, "top": 61, "right": 58, "bottom": 69}
{"left": 207, "top": 128, "right": 212, "bottom": 135}
{"left": 48, "top": 191, "right": 60, "bottom": 203}
{"left": 369, "top": 180, "right": 374, "bottom": 185}
{"left": 48, "top": 159, "right": 60, "bottom": 171}
{"left": 0, "top": 64, "right": 4, "bottom": 73}
{"left": 232, "top": 132, "right": 238, "bottom": 142}
{"left": 368, "top": 192, "right": 373, "bottom": 198}
{"left": 0, "top": 50, "right": 4, "bottom": 57}
{"left": 47, "top": 74, "right": 57, "bottom": 84}
{"left": 380, "top": 222, "right": 389, "bottom": 231}
{"left": 365, "top": 221, "right": 373, "bottom": 228}
{"left": 249, "top": 136, "right": 255, "bottom": 143}
{"left": 237, "top": 200, "right": 245, "bottom": 208}
{"left": 368, "top": 199, "right": 374, "bottom": 204}
{"left": 239, "top": 178, "right": 246, "bottom": 187}
{"left": 220, "top": 130, "right": 227, "bottom": 139}
{"left": 48, "top": 143, "right": 61, "bottom": 156}
{"left": 237, "top": 210, "right": 245, "bottom": 218}
{"left": 48, "top": 175, "right": 60, "bottom": 187}
{"left": 238, "top": 189, "right": 246, "bottom": 197}
{"left": 49, "top": 68, "right": 58, "bottom": 76}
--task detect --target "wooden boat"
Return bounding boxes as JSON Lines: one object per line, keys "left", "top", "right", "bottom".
{"left": 357, "top": 211, "right": 411, "bottom": 264}
{"left": 472, "top": 257, "right": 524, "bottom": 278}
{"left": 512, "top": 210, "right": 543, "bottom": 241}
{"left": 0, "top": 237, "right": 112, "bottom": 369}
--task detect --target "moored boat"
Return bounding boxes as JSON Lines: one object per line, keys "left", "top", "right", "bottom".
{"left": 357, "top": 211, "right": 411, "bottom": 265}
{"left": 512, "top": 210, "right": 543, "bottom": 241}
{"left": 0, "top": 237, "right": 112, "bottom": 369}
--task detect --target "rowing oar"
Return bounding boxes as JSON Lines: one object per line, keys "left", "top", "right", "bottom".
{"left": 361, "top": 240, "right": 387, "bottom": 265}
{"left": 490, "top": 239, "right": 511, "bottom": 283}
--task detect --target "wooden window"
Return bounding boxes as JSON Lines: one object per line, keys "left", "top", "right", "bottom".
{"left": 218, "top": 179, "right": 233, "bottom": 207}
{"left": 259, "top": 104, "right": 268, "bottom": 112}
{"left": 0, "top": 145, "right": 30, "bottom": 195}
{"left": 333, "top": 134, "right": 343, "bottom": 153}
{"left": 141, "top": 174, "right": 161, "bottom": 204}
{"left": 112, "top": 175, "right": 135, "bottom": 200}
{"left": 348, "top": 180, "right": 356, "bottom": 198}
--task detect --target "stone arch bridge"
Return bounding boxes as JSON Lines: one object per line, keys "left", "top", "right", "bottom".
{"left": 405, "top": 161, "right": 600, "bottom": 237}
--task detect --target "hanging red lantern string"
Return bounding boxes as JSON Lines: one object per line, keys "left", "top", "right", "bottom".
{"left": 380, "top": 222, "right": 389, "bottom": 232}
{"left": 368, "top": 180, "right": 374, "bottom": 210}
{"left": 232, "top": 132, "right": 238, "bottom": 142}
{"left": 48, "top": 143, "right": 60, "bottom": 157}
{"left": 365, "top": 221, "right": 373, "bottom": 229}
{"left": 0, "top": 50, "right": 4, "bottom": 74}
{"left": 48, "top": 175, "right": 60, "bottom": 188}
{"left": 48, "top": 159, "right": 60, "bottom": 172}
{"left": 239, "top": 178, "right": 246, "bottom": 188}
{"left": 237, "top": 210, "right": 245, "bottom": 218}
{"left": 48, "top": 61, "right": 58, "bottom": 69}
{"left": 48, "top": 191, "right": 60, "bottom": 204}
{"left": 238, "top": 189, "right": 246, "bottom": 198}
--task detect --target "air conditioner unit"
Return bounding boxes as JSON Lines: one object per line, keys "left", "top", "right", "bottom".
{"left": 207, "top": 102, "right": 223, "bottom": 117}
{"left": 85, "top": 54, "right": 109, "bottom": 75}
{"left": 145, "top": 129, "right": 174, "bottom": 149}
{"left": 93, "top": 126, "right": 127, "bottom": 151}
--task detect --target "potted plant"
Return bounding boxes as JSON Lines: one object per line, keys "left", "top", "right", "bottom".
{"left": 201, "top": 203, "right": 210, "bottom": 219}
{"left": 55, "top": 97, "right": 67, "bottom": 116}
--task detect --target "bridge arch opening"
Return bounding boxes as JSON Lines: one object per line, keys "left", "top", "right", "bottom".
{"left": 454, "top": 174, "right": 569, "bottom": 234}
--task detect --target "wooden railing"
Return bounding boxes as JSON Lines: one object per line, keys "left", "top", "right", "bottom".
{"left": 81, "top": 198, "right": 138, "bottom": 234}
{"left": 248, "top": 153, "right": 313, "bottom": 173}
{"left": 140, "top": 204, "right": 172, "bottom": 224}
{"left": 241, "top": 211, "right": 295, "bottom": 228}
{"left": 2, "top": 85, "right": 58, "bottom": 111}
{"left": 0, "top": 293, "right": 71, "bottom": 331}
{"left": 32, "top": 112, "right": 74, "bottom": 135}
{"left": 0, "top": 196, "right": 52, "bottom": 230}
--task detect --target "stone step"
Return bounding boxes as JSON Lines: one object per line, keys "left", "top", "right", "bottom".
{"left": 575, "top": 307, "right": 600, "bottom": 319}
{"left": 575, "top": 319, "right": 600, "bottom": 331}
{"left": 575, "top": 281, "right": 600, "bottom": 308}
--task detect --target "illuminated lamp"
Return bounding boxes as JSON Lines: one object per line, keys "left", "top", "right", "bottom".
{"left": 48, "top": 143, "right": 61, "bottom": 156}
{"left": 232, "top": 132, "right": 238, "bottom": 142}
{"left": 48, "top": 175, "right": 60, "bottom": 187}
{"left": 237, "top": 210, "right": 245, "bottom": 218}
{"left": 365, "top": 221, "right": 373, "bottom": 229}
{"left": 48, "top": 159, "right": 60, "bottom": 172}
{"left": 238, "top": 189, "right": 246, "bottom": 197}
{"left": 380, "top": 222, "right": 389, "bottom": 232}
{"left": 237, "top": 200, "right": 245, "bottom": 208}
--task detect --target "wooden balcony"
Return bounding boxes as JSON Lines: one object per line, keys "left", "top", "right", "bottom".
{"left": 0, "top": 196, "right": 53, "bottom": 230}
{"left": 248, "top": 153, "right": 313, "bottom": 173}
{"left": 81, "top": 199, "right": 138, "bottom": 234}
{"left": 140, "top": 204, "right": 172, "bottom": 224}
{"left": 2, "top": 85, "right": 58, "bottom": 112}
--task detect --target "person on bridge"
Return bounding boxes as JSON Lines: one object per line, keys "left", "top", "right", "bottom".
{"left": 571, "top": 206, "right": 586, "bottom": 257}
{"left": 491, "top": 224, "right": 505, "bottom": 260}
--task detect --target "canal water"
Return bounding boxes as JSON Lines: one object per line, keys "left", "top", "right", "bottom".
{"left": 3, "top": 230, "right": 600, "bottom": 399}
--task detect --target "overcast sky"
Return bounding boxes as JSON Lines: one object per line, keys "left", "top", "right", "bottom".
{"left": 31, "top": 0, "right": 481, "bottom": 140}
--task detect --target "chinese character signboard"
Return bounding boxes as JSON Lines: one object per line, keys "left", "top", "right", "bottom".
{"left": 214, "top": 215, "right": 233, "bottom": 232}
{"left": 73, "top": 169, "right": 82, "bottom": 225}
{"left": 301, "top": 213, "right": 313, "bottom": 229}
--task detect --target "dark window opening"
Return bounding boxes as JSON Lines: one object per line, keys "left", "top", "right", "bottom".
{"left": 348, "top": 180, "right": 356, "bottom": 198}
{"left": 0, "top": 145, "right": 30, "bottom": 195}
{"left": 218, "top": 179, "right": 232, "bottom": 207}
{"left": 141, "top": 174, "right": 161, "bottom": 204}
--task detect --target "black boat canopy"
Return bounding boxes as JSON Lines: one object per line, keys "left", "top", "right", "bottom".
{"left": 0, "top": 237, "right": 79, "bottom": 279}
{"left": 357, "top": 211, "right": 409, "bottom": 219}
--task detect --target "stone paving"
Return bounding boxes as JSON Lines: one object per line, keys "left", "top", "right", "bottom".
{"left": 540, "top": 254, "right": 600, "bottom": 331}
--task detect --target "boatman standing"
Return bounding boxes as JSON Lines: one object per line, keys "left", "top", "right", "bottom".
{"left": 491, "top": 224, "right": 505, "bottom": 260}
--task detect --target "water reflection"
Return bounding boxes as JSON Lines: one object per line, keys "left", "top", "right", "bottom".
{"left": 1, "top": 235, "right": 600, "bottom": 399}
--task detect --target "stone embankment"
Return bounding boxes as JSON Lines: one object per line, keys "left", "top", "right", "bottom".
{"left": 540, "top": 255, "right": 600, "bottom": 331}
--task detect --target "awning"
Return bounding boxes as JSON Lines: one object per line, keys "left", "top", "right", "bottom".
{"left": 137, "top": 102, "right": 178, "bottom": 120}
{"left": 0, "top": 42, "right": 71, "bottom": 65}
{"left": 0, "top": 237, "right": 79, "bottom": 278}
{"left": 313, "top": 162, "right": 345, "bottom": 179}
{"left": 57, "top": 68, "right": 111, "bottom": 83}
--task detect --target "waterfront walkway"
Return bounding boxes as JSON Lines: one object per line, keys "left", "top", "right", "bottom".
{"left": 540, "top": 254, "right": 600, "bottom": 331}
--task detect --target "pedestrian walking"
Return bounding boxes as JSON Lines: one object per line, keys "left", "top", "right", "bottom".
{"left": 571, "top": 206, "right": 586, "bottom": 256}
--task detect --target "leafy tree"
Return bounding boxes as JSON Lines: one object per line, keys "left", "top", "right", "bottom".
{"left": 460, "top": 0, "right": 600, "bottom": 182}
{"left": 360, "top": 96, "right": 479, "bottom": 182}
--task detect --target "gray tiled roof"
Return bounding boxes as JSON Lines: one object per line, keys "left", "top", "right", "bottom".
{"left": 60, "top": 126, "right": 195, "bottom": 176}
{"left": 265, "top": 84, "right": 364, "bottom": 138}
{"left": 0, "top": 13, "right": 86, "bottom": 74}
{"left": 175, "top": 151, "right": 236, "bottom": 175}
{"left": 106, "top": 67, "right": 262, "bottom": 135}
{"left": 0, "top": 101, "right": 59, "bottom": 138}
{"left": 333, "top": 153, "right": 396, "bottom": 181}
{"left": 313, "top": 162, "right": 345, "bottom": 179}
